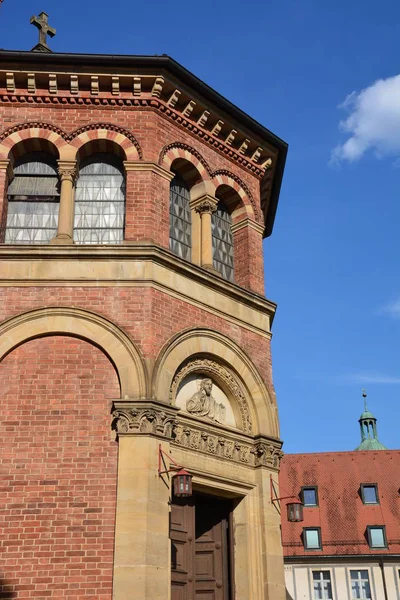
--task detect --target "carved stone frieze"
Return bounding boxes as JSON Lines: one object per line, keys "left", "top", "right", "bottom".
{"left": 170, "top": 358, "right": 253, "bottom": 434}
{"left": 173, "top": 422, "right": 252, "bottom": 464}
{"left": 171, "top": 418, "right": 282, "bottom": 468}
{"left": 112, "top": 400, "right": 179, "bottom": 439}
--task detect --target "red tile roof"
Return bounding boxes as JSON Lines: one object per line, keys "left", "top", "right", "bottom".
{"left": 279, "top": 450, "right": 400, "bottom": 557}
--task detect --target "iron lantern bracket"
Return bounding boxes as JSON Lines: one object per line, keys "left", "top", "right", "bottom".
{"left": 158, "top": 444, "right": 183, "bottom": 477}
{"left": 270, "top": 475, "right": 301, "bottom": 508}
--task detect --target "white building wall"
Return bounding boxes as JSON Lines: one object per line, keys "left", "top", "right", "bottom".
{"left": 284, "top": 561, "right": 400, "bottom": 600}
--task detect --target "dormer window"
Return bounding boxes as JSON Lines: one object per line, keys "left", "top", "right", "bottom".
{"left": 367, "top": 526, "right": 387, "bottom": 549}
{"left": 360, "top": 484, "right": 379, "bottom": 504}
{"left": 303, "top": 527, "right": 322, "bottom": 550}
{"left": 301, "top": 486, "right": 318, "bottom": 507}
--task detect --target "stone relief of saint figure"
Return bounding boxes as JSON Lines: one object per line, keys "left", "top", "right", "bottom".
{"left": 186, "top": 378, "right": 226, "bottom": 424}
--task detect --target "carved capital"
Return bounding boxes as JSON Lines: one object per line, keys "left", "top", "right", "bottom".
{"left": 251, "top": 439, "right": 284, "bottom": 470}
{"left": 190, "top": 194, "right": 218, "bottom": 216}
{"left": 112, "top": 400, "right": 179, "bottom": 439}
{"left": 57, "top": 161, "right": 77, "bottom": 183}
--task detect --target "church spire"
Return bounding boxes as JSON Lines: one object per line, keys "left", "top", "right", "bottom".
{"left": 355, "top": 390, "right": 387, "bottom": 451}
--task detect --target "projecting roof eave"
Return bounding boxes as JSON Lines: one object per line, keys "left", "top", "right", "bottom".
{"left": 0, "top": 50, "right": 288, "bottom": 237}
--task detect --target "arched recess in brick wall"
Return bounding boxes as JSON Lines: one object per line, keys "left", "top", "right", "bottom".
{"left": 159, "top": 143, "right": 212, "bottom": 181}
{"left": 212, "top": 170, "right": 259, "bottom": 222}
{"left": 0, "top": 307, "right": 146, "bottom": 398}
{"left": 0, "top": 122, "right": 67, "bottom": 163}
{"left": 68, "top": 123, "right": 142, "bottom": 162}
{"left": 0, "top": 121, "right": 142, "bottom": 162}
{"left": 152, "top": 328, "right": 279, "bottom": 438}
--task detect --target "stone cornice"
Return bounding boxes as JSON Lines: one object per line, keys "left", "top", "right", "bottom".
{"left": 0, "top": 73, "right": 275, "bottom": 180}
{"left": 0, "top": 243, "right": 277, "bottom": 323}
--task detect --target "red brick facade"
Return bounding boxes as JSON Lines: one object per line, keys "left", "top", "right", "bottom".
{"left": 1, "top": 336, "right": 120, "bottom": 599}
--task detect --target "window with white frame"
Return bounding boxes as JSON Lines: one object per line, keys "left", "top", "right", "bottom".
{"left": 312, "top": 571, "right": 332, "bottom": 600}
{"left": 350, "top": 570, "right": 371, "bottom": 599}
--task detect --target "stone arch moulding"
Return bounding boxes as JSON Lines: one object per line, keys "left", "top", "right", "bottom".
{"left": 158, "top": 142, "right": 212, "bottom": 179}
{"left": 212, "top": 169, "right": 259, "bottom": 221}
{"left": 152, "top": 328, "right": 280, "bottom": 438}
{"left": 68, "top": 123, "right": 142, "bottom": 161}
{"left": 0, "top": 121, "right": 69, "bottom": 161}
{"left": 0, "top": 307, "right": 146, "bottom": 399}
{"left": 169, "top": 356, "right": 253, "bottom": 434}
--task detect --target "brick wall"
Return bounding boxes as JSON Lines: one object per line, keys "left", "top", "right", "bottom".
{"left": 0, "top": 286, "right": 274, "bottom": 392}
{"left": 0, "top": 336, "right": 120, "bottom": 599}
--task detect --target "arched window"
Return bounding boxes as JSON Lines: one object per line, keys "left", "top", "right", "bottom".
{"left": 5, "top": 152, "right": 60, "bottom": 244}
{"left": 212, "top": 200, "right": 234, "bottom": 281}
{"left": 74, "top": 153, "right": 125, "bottom": 244}
{"left": 169, "top": 174, "right": 192, "bottom": 260}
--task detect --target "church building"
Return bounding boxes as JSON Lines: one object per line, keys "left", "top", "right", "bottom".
{"left": 0, "top": 13, "right": 288, "bottom": 600}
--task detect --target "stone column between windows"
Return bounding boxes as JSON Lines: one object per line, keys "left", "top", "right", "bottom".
{"left": 50, "top": 160, "right": 77, "bottom": 245}
{"left": 190, "top": 194, "right": 218, "bottom": 269}
{"left": 0, "top": 159, "right": 12, "bottom": 242}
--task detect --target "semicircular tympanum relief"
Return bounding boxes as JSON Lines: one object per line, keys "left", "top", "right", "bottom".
{"left": 175, "top": 374, "right": 236, "bottom": 428}
{"left": 170, "top": 357, "right": 253, "bottom": 433}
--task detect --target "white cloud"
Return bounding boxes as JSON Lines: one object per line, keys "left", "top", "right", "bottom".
{"left": 331, "top": 74, "right": 400, "bottom": 163}
{"left": 378, "top": 298, "right": 400, "bottom": 319}
{"left": 339, "top": 372, "right": 400, "bottom": 384}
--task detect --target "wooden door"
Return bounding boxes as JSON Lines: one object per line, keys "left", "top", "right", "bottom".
{"left": 171, "top": 494, "right": 233, "bottom": 600}
{"left": 171, "top": 497, "right": 195, "bottom": 600}
{"left": 194, "top": 494, "right": 231, "bottom": 600}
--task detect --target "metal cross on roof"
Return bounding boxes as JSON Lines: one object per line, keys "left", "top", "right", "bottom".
{"left": 30, "top": 12, "right": 56, "bottom": 52}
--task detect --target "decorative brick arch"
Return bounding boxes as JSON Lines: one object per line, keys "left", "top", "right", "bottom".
{"left": 152, "top": 328, "right": 279, "bottom": 437}
{"left": 69, "top": 123, "right": 142, "bottom": 160}
{"left": 0, "top": 307, "right": 147, "bottom": 399}
{"left": 0, "top": 122, "right": 69, "bottom": 162}
{"left": 212, "top": 169, "right": 259, "bottom": 221}
{"left": 158, "top": 142, "right": 212, "bottom": 179}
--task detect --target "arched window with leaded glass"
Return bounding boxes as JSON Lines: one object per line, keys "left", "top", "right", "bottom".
{"left": 212, "top": 200, "right": 234, "bottom": 281}
{"left": 169, "top": 174, "right": 192, "bottom": 260}
{"left": 5, "top": 152, "right": 60, "bottom": 244}
{"left": 74, "top": 153, "right": 125, "bottom": 244}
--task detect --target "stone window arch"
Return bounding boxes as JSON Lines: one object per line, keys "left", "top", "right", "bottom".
{"left": 169, "top": 173, "right": 192, "bottom": 260}
{"left": 5, "top": 151, "right": 60, "bottom": 244}
{"left": 212, "top": 199, "right": 234, "bottom": 281}
{"left": 73, "top": 153, "right": 125, "bottom": 244}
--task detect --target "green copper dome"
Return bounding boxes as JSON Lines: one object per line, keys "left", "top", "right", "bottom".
{"left": 355, "top": 438, "right": 387, "bottom": 451}
{"left": 359, "top": 410, "right": 375, "bottom": 420}
{"left": 355, "top": 394, "right": 387, "bottom": 451}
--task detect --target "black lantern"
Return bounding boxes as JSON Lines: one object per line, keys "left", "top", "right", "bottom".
{"left": 287, "top": 502, "right": 303, "bottom": 523}
{"left": 173, "top": 468, "right": 193, "bottom": 498}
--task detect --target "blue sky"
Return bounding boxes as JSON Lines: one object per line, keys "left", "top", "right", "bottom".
{"left": 1, "top": 0, "right": 399, "bottom": 453}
